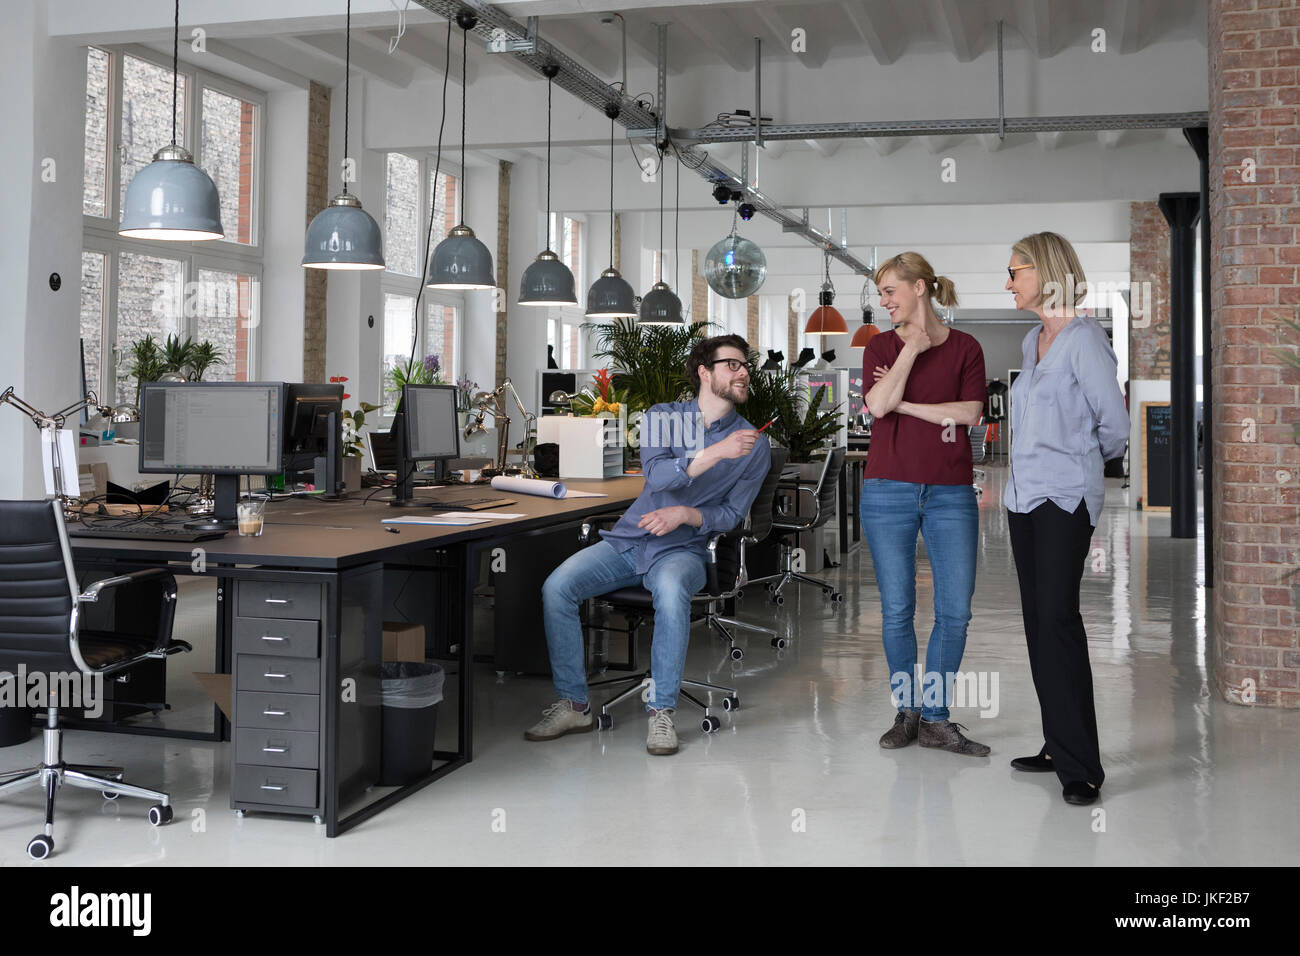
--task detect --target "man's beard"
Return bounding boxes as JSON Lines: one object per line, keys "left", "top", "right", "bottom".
{"left": 711, "top": 378, "right": 747, "bottom": 404}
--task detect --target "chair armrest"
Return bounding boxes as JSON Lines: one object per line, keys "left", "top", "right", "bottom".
{"left": 75, "top": 568, "right": 186, "bottom": 664}
{"left": 579, "top": 511, "right": 626, "bottom": 545}
{"left": 705, "top": 533, "right": 724, "bottom": 595}
{"left": 774, "top": 482, "right": 822, "bottom": 525}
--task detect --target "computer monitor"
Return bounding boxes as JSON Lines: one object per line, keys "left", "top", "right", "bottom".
{"left": 368, "top": 429, "right": 398, "bottom": 473}
{"left": 389, "top": 384, "right": 458, "bottom": 506}
{"left": 139, "top": 381, "right": 285, "bottom": 529}
{"left": 284, "top": 382, "right": 345, "bottom": 496}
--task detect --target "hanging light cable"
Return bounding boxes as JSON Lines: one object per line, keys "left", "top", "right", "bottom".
{"left": 640, "top": 145, "right": 682, "bottom": 325}
{"left": 303, "top": 0, "right": 385, "bottom": 269}
{"left": 119, "top": 0, "right": 224, "bottom": 240}
{"left": 520, "top": 63, "right": 578, "bottom": 306}
{"left": 585, "top": 100, "right": 637, "bottom": 318}
{"left": 427, "top": 9, "right": 495, "bottom": 289}
{"left": 804, "top": 246, "right": 848, "bottom": 335}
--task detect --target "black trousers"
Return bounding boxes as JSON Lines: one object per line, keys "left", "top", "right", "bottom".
{"left": 1007, "top": 500, "right": 1105, "bottom": 788}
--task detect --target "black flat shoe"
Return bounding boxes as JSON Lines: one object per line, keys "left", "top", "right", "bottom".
{"left": 1062, "top": 781, "right": 1099, "bottom": 805}
{"left": 1010, "top": 753, "right": 1055, "bottom": 772}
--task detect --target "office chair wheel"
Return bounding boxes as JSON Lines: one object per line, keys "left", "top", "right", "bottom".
{"left": 148, "top": 804, "right": 173, "bottom": 827}
{"left": 27, "top": 835, "right": 53, "bottom": 860}
{"left": 831, "top": 592, "right": 844, "bottom": 604}
{"left": 701, "top": 715, "right": 721, "bottom": 733}
{"left": 735, "top": 589, "right": 744, "bottom": 600}
{"left": 771, "top": 637, "right": 787, "bottom": 650}
{"left": 821, "top": 586, "right": 833, "bottom": 596}
{"left": 596, "top": 713, "right": 613, "bottom": 731}
{"left": 722, "top": 695, "right": 739, "bottom": 712}
{"left": 730, "top": 647, "right": 744, "bottom": 662}
{"left": 102, "top": 790, "right": 119, "bottom": 800}
{"left": 773, "top": 594, "right": 785, "bottom": 606}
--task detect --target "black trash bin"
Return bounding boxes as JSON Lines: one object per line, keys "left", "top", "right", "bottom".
{"left": 379, "top": 662, "right": 444, "bottom": 786}
{"left": 0, "top": 676, "right": 33, "bottom": 747}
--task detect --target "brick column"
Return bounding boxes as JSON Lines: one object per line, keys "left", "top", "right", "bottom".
{"left": 691, "top": 250, "right": 707, "bottom": 326}
{"left": 495, "top": 160, "right": 511, "bottom": 386}
{"left": 788, "top": 299, "right": 798, "bottom": 362}
{"left": 303, "top": 81, "right": 330, "bottom": 384}
{"left": 1209, "top": 0, "right": 1300, "bottom": 708}
{"left": 1129, "top": 201, "right": 1172, "bottom": 381}
{"left": 746, "top": 296, "right": 759, "bottom": 346}
{"left": 613, "top": 212, "right": 622, "bottom": 272}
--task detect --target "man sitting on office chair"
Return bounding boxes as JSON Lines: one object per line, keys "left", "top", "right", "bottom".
{"left": 526, "top": 334, "right": 772, "bottom": 755}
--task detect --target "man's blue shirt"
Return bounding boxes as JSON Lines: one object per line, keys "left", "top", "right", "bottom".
{"left": 602, "top": 398, "right": 772, "bottom": 574}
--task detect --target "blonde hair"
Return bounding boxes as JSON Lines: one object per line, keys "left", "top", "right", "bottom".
{"left": 873, "top": 251, "right": 958, "bottom": 308}
{"left": 1011, "top": 232, "right": 1088, "bottom": 310}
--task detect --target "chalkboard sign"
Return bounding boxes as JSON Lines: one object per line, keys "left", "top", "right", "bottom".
{"left": 1142, "top": 401, "right": 1171, "bottom": 511}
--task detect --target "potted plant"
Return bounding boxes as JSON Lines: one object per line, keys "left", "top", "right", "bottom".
{"left": 582, "top": 316, "right": 710, "bottom": 413}
{"left": 340, "top": 399, "right": 379, "bottom": 491}
{"left": 743, "top": 362, "right": 842, "bottom": 466}
{"left": 454, "top": 376, "right": 480, "bottom": 429}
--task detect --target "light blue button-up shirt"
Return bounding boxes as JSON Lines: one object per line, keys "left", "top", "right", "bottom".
{"left": 1004, "top": 316, "right": 1129, "bottom": 526}
{"left": 603, "top": 399, "right": 772, "bottom": 573}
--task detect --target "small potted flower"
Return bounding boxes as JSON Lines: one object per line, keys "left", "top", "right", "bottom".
{"left": 332, "top": 376, "right": 377, "bottom": 491}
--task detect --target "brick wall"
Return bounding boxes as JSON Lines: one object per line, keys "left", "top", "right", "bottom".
{"left": 303, "top": 81, "right": 330, "bottom": 384}
{"left": 747, "top": 296, "right": 759, "bottom": 347}
{"left": 613, "top": 212, "right": 622, "bottom": 272}
{"left": 1209, "top": 0, "right": 1300, "bottom": 708}
{"left": 788, "top": 300, "right": 798, "bottom": 362}
{"left": 496, "top": 160, "right": 511, "bottom": 386}
{"left": 1129, "top": 200, "right": 1172, "bottom": 381}
{"left": 691, "top": 250, "right": 707, "bottom": 326}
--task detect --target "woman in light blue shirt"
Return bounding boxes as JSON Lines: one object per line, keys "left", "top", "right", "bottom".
{"left": 1003, "top": 232, "right": 1128, "bottom": 807}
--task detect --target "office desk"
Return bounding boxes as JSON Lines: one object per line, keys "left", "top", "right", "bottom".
{"left": 69, "top": 477, "right": 643, "bottom": 836}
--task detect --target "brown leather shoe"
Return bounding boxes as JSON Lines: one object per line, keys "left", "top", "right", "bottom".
{"left": 878, "top": 710, "right": 921, "bottom": 749}
{"left": 918, "top": 719, "right": 991, "bottom": 756}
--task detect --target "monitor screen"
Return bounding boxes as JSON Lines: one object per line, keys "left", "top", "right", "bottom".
{"left": 139, "top": 382, "right": 284, "bottom": 475}
{"left": 368, "top": 429, "right": 398, "bottom": 472}
{"left": 286, "top": 383, "right": 344, "bottom": 445}
{"left": 403, "top": 385, "right": 459, "bottom": 462}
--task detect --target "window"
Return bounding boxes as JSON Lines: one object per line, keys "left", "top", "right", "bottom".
{"left": 81, "top": 46, "right": 266, "bottom": 406}
{"left": 379, "top": 152, "right": 465, "bottom": 418}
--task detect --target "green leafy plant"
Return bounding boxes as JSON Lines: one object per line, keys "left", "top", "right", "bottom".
{"left": 127, "top": 335, "right": 167, "bottom": 404}
{"left": 185, "top": 340, "right": 225, "bottom": 381}
{"left": 582, "top": 316, "right": 711, "bottom": 412}
{"left": 126, "top": 333, "right": 225, "bottom": 402}
{"left": 743, "top": 361, "right": 842, "bottom": 463}
{"left": 388, "top": 354, "right": 443, "bottom": 399}
{"left": 341, "top": 402, "right": 380, "bottom": 458}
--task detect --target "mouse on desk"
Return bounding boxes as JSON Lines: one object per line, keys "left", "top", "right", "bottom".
{"left": 385, "top": 526, "right": 400, "bottom": 534}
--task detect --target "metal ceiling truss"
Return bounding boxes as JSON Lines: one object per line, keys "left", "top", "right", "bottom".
{"left": 409, "top": 2, "right": 1206, "bottom": 278}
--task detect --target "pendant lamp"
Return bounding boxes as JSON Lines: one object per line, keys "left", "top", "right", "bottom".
{"left": 119, "top": 0, "right": 224, "bottom": 241}
{"left": 428, "top": 10, "right": 495, "bottom": 289}
{"left": 804, "top": 248, "right": 848, "bottom": 335}
{"left": 639, "top": 149, "right": 683, "bottom": 325}
{"left": 303, "top": 0, "right": 384, "bottom": 269}
{"left": 585, "top": 103, "right": 637, "bottom": 318}
{"left": 851, "top": 279, "right": 880, "bottom": 347}
{"left": 520, "top": 64, "right": 578, "bottom": 306}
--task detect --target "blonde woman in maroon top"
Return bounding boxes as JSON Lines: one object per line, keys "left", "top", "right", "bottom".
{"left": 862, "top": 252, "right": 989, "bottom": 756}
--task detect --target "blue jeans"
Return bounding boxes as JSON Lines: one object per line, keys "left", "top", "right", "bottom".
{"left": 859, "top": 480, "right": 978, "bottom": 722}
{"left": 541, "top": 540, "right": 707, "bottom": 711}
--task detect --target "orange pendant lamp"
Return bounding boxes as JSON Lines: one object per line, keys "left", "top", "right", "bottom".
{"left": 804, "top": 248, "right": 848, "bottom": 335}
{"left": 851, "top": 280, "right": 880, "bottom": 347}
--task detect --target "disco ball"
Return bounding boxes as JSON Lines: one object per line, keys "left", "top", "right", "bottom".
{"left": 704, "top": 233, "right": 767, "bottom": 299}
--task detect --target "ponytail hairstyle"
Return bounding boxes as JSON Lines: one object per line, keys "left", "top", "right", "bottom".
{"left": 873, "top": 251, "right": 959, "bottom": 308}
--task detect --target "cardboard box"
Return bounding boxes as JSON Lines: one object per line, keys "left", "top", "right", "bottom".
{"left": 193, "top": 673, "right": 233, "bottom": 722}
{"left": 382, "top": 622, "right": 425, "bottom": 662}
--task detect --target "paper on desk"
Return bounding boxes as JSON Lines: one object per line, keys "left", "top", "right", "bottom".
{"left": 561, "top": 490, "right": 608, "bottom": 497}
{"left": 381, "top": 515, "right": 488, "bottom": 526}
{"left": 434, "top": 511, "right": 526, "bottom": 519}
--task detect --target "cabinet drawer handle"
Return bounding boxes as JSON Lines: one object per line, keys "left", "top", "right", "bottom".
{"left": 260, "top": 784, "right": 286, "bottom": 792}
{"left": 263, "top": 672, "right": 289, "bottom": 679}
{"left": 262, "top": 709, "right": 288, "bottom": 717}
{"left": 262, "top": 746, "right": 287, "bottom": 754}
{"left": 260, "top": 635, "right": 287, "bottom": 642}
{"left": 263, "top": 598, "right": 290, "bottom": 605}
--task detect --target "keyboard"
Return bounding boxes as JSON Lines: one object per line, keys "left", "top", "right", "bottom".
{"left": 68, "top": 524, "right": 228, "bottom": 543}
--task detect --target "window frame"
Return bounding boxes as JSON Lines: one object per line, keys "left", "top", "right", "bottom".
{"left": 378, "top": 150, "right": 466, "bottom": 422}
{"left": 81, "top": 44, "right": 268, "bottom": 405}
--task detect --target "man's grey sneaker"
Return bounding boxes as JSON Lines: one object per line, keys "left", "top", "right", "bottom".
{"left": 879, "top": 710, "right": 922, "bottom": 749}
{"left": 646, "top": 708, "right": 678, "bottom": 756}
{"left": 918, "top": 719, "right": 991, "bottom": 757}
{"left": 524, "top": 700, "right": 593, "bottom": 741}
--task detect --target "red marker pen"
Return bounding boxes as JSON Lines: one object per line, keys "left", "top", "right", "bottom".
{"left": 756, "top": 418, "right": 776, "bottom": 434}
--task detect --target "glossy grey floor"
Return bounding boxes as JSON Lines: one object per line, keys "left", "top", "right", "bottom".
{"left": 2, "top": 464, "right": 1296, "bottom": 866}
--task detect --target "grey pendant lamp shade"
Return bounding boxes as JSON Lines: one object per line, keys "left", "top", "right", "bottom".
{"left": 118, "top": 1, "right": 223, "bottom": 241}
{"left": 303, "top": 0, "right": 384, "bottom": 270}
{"left": 519, "top": 64, "right": 578, "bottom": 306}
{"left": 428, "top": 11, "right": 495, "bottom": 290}
{"left": 586, "top": 105, "right": 637, "bottom": 318}
{"left": 638, "top": 149, "right": 684, "bottom": 325}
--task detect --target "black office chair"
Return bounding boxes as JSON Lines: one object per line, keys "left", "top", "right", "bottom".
{"left": 580, "top": 448, "right": 788, "bottom": 732}
{"left": 0, "top": 500, "right": 191, "bottom": 859}
{"left": 969, "top": 423, "right": 989, "bottom": 498}
{"left": 755, "top": 445, "right": 848, "bottom": 606}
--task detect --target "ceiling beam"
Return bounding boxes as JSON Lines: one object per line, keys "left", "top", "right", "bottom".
{"left": 865, "top": 136, "right": 903, "bottom": 156}
{"left": 1104, "top": 0, "right": 1146, "bottom": 54}
{"left": 205, "top": 38, "right": 310, "bottom": 89}
{"left": 977, "top": 133, "right": 1005, "bottom": 152}
{"left": 238, "top": 36, "right": 343, "bottom": 86}
{"left": 922, "top": 135, "right": 958, "bottom": 154}
{"left": 288, "top": 33, "right": 416, "bottom": 88}
{"left": 805, "top": 139, "right": 843, "bottom": 158}
{"left": 1036, "top": 130, "right": 1063, "bottom": 150}
{"left": 928, "top": 0, "right": 983, "bottom": 63}
{"left": 1014, "top": 0, "right": 1057, "bottom": 59}
{"left": 670, "top": 12, "right": 753, "bottom": 73}
{"left": 751, "top": 6, "right": 826, "bottom": 69}
{"left": 1097, "top": 129, "right": 1125, "bottom": 149}
{"left": 840, "top": 1, "right": 902, "bottom": 65}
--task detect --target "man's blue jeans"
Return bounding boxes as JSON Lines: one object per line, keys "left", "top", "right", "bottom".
{"left": 859, "top": 479, "right": 978, "bottom": 722}
{"left": 541, "top": 540, "right": 707, "bottom": 711}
